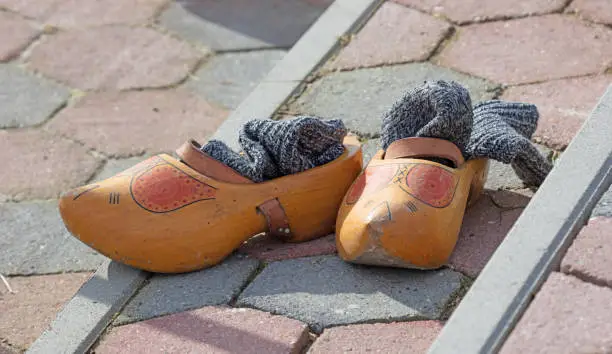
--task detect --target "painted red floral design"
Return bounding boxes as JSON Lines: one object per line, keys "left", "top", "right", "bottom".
{"left": 406, "top": 164, "right": 457, "bottom": 208}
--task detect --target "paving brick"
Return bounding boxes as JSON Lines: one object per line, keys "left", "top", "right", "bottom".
{"left": 570, "top": 0, "right": 612, "bottom": 25}
{"left": 237, "top": 255, "right": 464, "bottom": 332}
{"left": 161, "top": 0, "right": 331, "bottom": 50}
{"left": 502, "top": 75, "right": 611, "bottom": 149}
{"left": 484, "top": 144, "right": 553, "bottom": 190}
{"left": 0, "top": 0, "right": 61, "bottom": 19}
{"left": 186, "top": 50, "right": 286, "bottom": 109}
{"left": 395, "top": 0, "right": 566, "bottom": 24}
{"left": 291, "top": 63, "right": 497, "bottom": 137}
{"left": 0, "top": 273, "right": 91, "bottom": 350}
{"left": 115, "top": 256, "right": 259, "bottom": 325}
{"left": 0, "top": 12, "right": 39, "bottom": 62}
{"left": 0, "top": 342, "right": 17, "bottom": 354}
{"left": 28, "top": 26, "right": 204, "bottom": 90}
{"left": 239, "top": 234, "right": 336, "bottom": 262}
{"left": 47, "top": 90, "right": 229, "bottom": 157}
{"left": 437, "top": 15, "right": 612, "bottom": 85}
{"left": 0, "top": 129, "right": 100, "bottom": 199}
{"left": 0, "top": 201, "right": 106, "bottom": 275}
{"left": 309, "top": 321, "right": 443, "bottom": 353}
{"left": 98, "top": 306, "right": 309, "bottom": 354}
{"left": 486, "top": 189, "right": 532, "bottom": 209}
{"left": 0, "top": 64, "right": 69, "bottom": 128}
{"left": 45, "top": 0, "right": 168, "bottom": 27}
{"left": 561, "top": 217, "right": 612, "bottom": 288}
{"left": 449, "top": 194, "right": 523, "bottom": 277}
{"left": 592, "top": 184, "right": 612, "bottom": 218}
{"left": 328, "top": 2, "right": 450, "bottom": 70}
{"left": 501, "top": 272, "right": 612, "bottom": 354}
{"left": 361, "top": 138, "right": 380, "bottom": 165}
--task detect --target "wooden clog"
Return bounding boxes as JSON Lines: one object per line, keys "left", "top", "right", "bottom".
{"left": 335, "top": 137, "right": 489, "bottom": 269}
{"left": 59, "top": 137, "right": 362, "bottom": 273}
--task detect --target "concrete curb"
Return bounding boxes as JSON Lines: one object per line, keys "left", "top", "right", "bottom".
{"left": 27, "top": 261, "right": 147, "bottom": 354}
{"left": 26, "top": 1, "right": 383, "bottom": 353}
{"left": 428, "top": 85, "right": 612, "bottom": 354}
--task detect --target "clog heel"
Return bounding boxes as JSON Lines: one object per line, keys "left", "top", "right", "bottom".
{"left": 336, "top": 137, "right": 488, "bottom": 269}
{"left": 59, "top": 137, "right": 362, "bottom": 273}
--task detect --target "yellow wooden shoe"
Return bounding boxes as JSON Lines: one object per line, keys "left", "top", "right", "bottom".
{"left": 59, "top": 137, "right": 362, "bottom": 273}
{"left": 336, "top": 137, "right": 488, "bottom": 269}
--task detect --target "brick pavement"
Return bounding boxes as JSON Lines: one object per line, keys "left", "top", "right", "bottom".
{"left": 0, "top": 0, "right": 331, "bottom": 351}
{"left": 2, "top": 0, "right": 610, "bottom": 353}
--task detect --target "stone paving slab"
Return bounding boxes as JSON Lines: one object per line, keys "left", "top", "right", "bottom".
{"left": 0, "top": 64, "right": 69, "bottom": 129}
{"left": 92, "top": 156, "right": 155, "bottom": 182}
{"left": 186, "top": 50, "right": 286, "bottom": 110}
{"left": 47, "top": 90, "right": 228, "bottom": 157}
{"left": 0, "top": 11, "right": 40, "bottom": 62}
{"left": 449, "top": 194, "right": 524, "bottom": 277}
{"left": 28, "top": 26, "right": 205, "bottom": 91}
{"left": 561, "top": 217, "right": 612, "bottom": 288}
{"left": 0, "top": 272, "right": 92, "bottom": 350}
{"left": 239, "top": 234, "right": 336, "bottom": 262}
{"left": 503, "top": 75, "right": 611, "bottom": 149}
{"left": 309, "top": 321, "right": 443, "bottom": 353}
{"left": 164, "top": 0, "right": 333, "bottom": 50}
{"left": 0, "top": 201, "right": 106, "bottom": 275}
{"left": 570, "top": 0, "right": 612, "bottom": 25}
{"left": 484, "top": 145, "right": 553, "bottom": 190}
{"left": 237, "top": 255, "right": 465, "bottom": 332}
{"left": 500, "top": 272, "right": 612, "bottom": 353}
{"left": 436, "top": 15, "right": 612, "bottom": 85}
{"left": 291, "top": 62, "right": 497, "bottom": 137}
{"left": 361, "top": 138, "right": 380, "bottom": 165}
{"left": 0, "top": 129, "right": 101, "bottom": 200}
{"left": 0, "top": 342, "right": 16, "bottom": 354}
{"left": 115, "top": 256, "right": 259, "bottom": 325}
{"left": 394, "top": 0, "right": 566, "bottom": 24}
{"left": 592, "top": 184, "right": 612, "bottom": 218}
{"left": 327, "top": 2, "right": 450, "bottom": 70}
{"left": 98, "top": 306, "right": 309, "bottom": 354}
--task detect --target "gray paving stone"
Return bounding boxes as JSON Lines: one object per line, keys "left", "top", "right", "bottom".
{"left": 592, "top": 183, "right": 612, "bottom": 218}
{"left": 0, "top": 201, "right": 106, "bottom": 275}
{"left": 186, "top": 50, "right": 286, "bottom": 109}
{"left": 485, "top": 144, "right": 553, "bottom": 190}
{"left": 0, "top": 64, "right": 69, "bottom": 128}
{"left": 93, "top": 155, "right": 154, "bottom": 182}
{"left": 161, "top": 0, "right": 332, "bottom": 51}
{"left": 291, "top": 63, "right": 498, "bottom": 137}
{"left": 115, "top": 255, "right": 260, "bottom": 325}
{"left": 361, "top": 138, "right": 381, "bottom": 166}
{"left": 236, "top": 255, "right": 464, "bottom": 332}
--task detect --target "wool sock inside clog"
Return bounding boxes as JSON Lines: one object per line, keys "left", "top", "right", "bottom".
{"left": 380, "top": 80, "right": 552, "bottom": 186}
{"left": 200, "top": 116, "right": 347, "bottom": 182}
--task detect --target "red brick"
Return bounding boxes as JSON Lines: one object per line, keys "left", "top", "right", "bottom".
{"left": 449, "top": 194, "right": 523, "bottom": 277}
{"left": 96, "top": 306, "right": 309, "bottom": 354}
{"left": 328, "top": 2, "right": 450, "bottom": 70}
{"left": 437, "top": 15, "right": 612, "bottom": 85}
{"left": 503, "top": 75, "right": 611, "bottom": 149}
{"left": 0, "top": 273, "right": 91, "bottom": 350}
{"left": 46, "top": 90, "right": 228, "bottom": 157}
{"left": 0, "top": 342, "right": 17, "bottom": 354}
{"left": 0, "top": 129, "right": 101, "bottom": 199}
{"left": 561, "top": 217, "right": 612, "bottom": 288}
{"left": 395, "top": 0, "right": 566, "bottom": 24}
{"left": 28, "top": 26, "right": 204, "bottom": 90}
{"left": 309, "top": 321, "right": 443, "bottom": 353}
{"left": 0, "top": 0, "right": 167, "bottom": 26}
{"left": 570, "top": 0, "right": 612, "bottom": 25}
{"left": 501, "top": 272, "right": 612, "bottom": 353}
{"left": 239, "top": 234, "right": 336, "bottom": 262}
{"left": 0, "top": 12, "right": 39, "bottom": 62}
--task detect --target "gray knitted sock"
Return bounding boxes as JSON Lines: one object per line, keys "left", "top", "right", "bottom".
{"left": 468, "top": 100, "right": 552, "bottom": 186}
{"left": 381, "top": 80, "right": 473, "bottom": 155}
{"left": 201, "top": 116, "right": 347, "bottom": 182}
{"left": 381, "top": 81, "right": 551, "bottom": 186}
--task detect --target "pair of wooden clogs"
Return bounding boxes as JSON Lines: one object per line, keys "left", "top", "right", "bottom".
{"left": 59, "top": 136, "right": 488, "bottom": 273}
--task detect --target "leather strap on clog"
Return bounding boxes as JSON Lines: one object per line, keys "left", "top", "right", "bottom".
{"left": 257, "top": 198, "right": 293, "bottom": 241}
{"left": 176, "top": 140, "right": 294, "bottom": 240}
{"left": 384, "top": 137, "right": 465, "bottom": 167}
{"left": 176, "top": 140, "right": 253, "bottom": 184}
